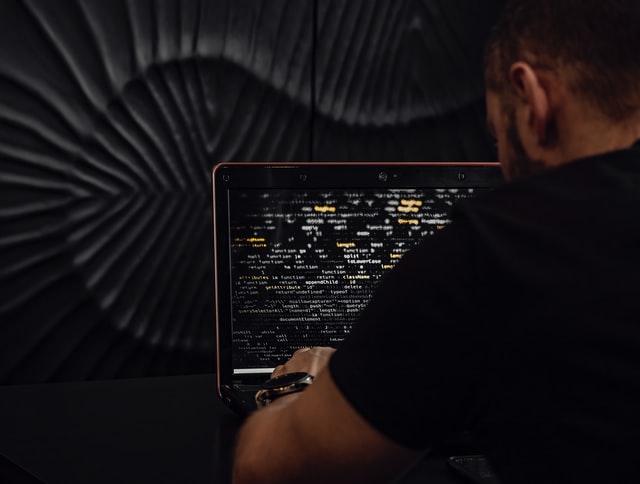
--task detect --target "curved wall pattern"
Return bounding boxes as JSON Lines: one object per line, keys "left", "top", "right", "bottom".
{"left": 314, "top": 0, "right": 502, "bottom": 160}
{"left": 0, "top": 0, "right": 503, "bottom": 384}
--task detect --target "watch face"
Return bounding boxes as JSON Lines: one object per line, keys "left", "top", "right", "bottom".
{"left": 260, "top": 372, "right": 311, "bottom": 390}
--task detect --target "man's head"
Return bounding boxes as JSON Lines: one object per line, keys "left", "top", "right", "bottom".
{"left": 484, "top": 0, "right": 640, "bottom": 181}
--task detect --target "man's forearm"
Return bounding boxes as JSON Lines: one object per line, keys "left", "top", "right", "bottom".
{"left": 233, "top": 394, "right": 305, "bottom": 484}
{"left": 231, "top": 368, "right": 423, "bottom": 484}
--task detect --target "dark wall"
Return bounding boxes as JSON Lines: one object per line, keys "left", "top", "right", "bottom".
{"left": 0, "top": 0, "right": 504, "bottom": 384}
{"left": 314, "top": 0, "right": 501, "bottom": 161}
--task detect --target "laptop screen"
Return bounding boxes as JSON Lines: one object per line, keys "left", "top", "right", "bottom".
{"left": 213, "top": 163, "right": 503, "bottom": 381}
{"left": 228, "top": 187, "right": 489, "bottom": 374}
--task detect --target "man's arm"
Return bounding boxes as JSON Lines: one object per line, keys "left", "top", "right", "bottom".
{"left": 233, "top": 349, "right": 424, "bottom": 484}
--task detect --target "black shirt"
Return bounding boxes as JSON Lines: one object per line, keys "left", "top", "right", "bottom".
{"left": 330, "top": 144, "right": 640, "bottom": 483}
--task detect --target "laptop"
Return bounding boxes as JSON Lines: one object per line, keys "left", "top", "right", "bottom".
{"left": 212, "top": 162, "right": 503, "bottom": 415}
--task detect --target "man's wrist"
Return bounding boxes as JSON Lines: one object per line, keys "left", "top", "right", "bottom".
{"left": 255, "top": 372, "right": 314, "bottom": 408}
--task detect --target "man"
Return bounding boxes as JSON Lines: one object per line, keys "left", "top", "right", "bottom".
{"left": 233, "top": 1, "right": 640, "bottom": 482}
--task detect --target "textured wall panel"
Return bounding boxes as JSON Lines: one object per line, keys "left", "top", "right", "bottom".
{"left": 1, "top": 0, "right": 504, "bottom": 384}
{"left": 0, "top": 0, "right": 313, "bottom": 383}
{"left": 313, "top": 0, "right": 504, "bottom": 160}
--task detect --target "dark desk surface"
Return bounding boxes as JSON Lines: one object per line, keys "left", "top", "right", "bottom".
{"left": 0, "top": 375, "right": 472, "bottom": 484}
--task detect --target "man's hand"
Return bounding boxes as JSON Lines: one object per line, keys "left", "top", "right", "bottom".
{"left": 271, "top": 346, "right": 336, "bottom": 378}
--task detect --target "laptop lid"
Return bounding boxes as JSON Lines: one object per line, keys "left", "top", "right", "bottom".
{"left": 212, "top": 162, "right": 503, "bottom": 414}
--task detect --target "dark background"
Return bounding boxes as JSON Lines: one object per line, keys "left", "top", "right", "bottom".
{"left": 0, "top": 0, "right": 504, "bottom": 384}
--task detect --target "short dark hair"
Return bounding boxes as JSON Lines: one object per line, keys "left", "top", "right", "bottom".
{"left": 485, "top": 0, "right": 640, "bottom": 121}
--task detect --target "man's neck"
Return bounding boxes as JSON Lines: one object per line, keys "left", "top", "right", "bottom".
{"left": 548, "top": 106, "right": 640, "bottom": 167}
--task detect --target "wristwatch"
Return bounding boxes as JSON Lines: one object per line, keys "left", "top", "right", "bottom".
{"left": 255, "top": 372, "right": 314, "bottom": 407}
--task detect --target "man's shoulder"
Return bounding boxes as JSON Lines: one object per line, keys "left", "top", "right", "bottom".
{"left": 457, "top": 145, "right": 640, "bottom": 223}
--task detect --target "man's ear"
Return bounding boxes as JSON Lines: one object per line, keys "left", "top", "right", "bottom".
{"left": 509, "top": 62, "right": 554, "bottom": 146}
